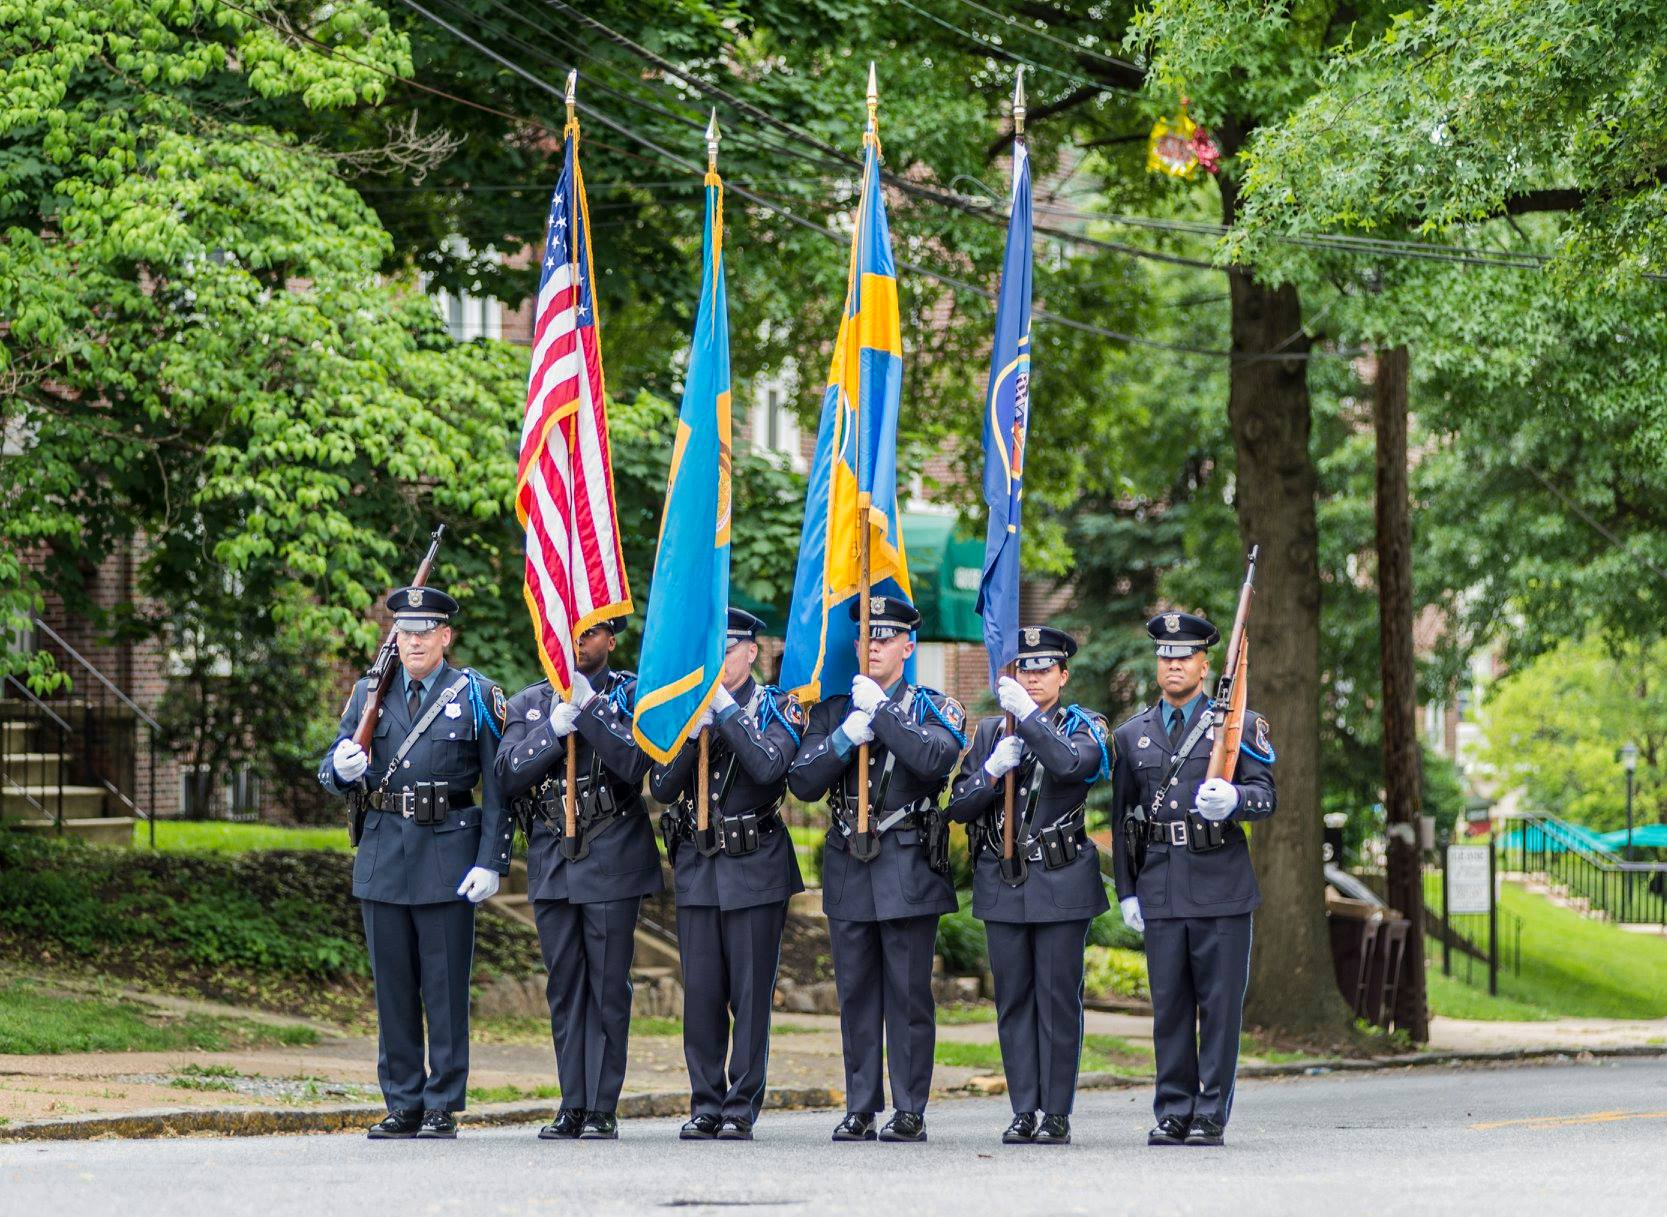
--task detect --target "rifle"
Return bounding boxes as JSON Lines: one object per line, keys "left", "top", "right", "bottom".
{"left": 1205, "top": 545, "right": 1258, "bottom": 783}
{"left": 345, "top": 525, "right": 446, "bottom": 842}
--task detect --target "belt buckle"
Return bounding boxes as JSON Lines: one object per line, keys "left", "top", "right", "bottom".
{"left": 397, "top": 790, "right": 414, "bottom": 819}
{"left": 1167, "top": 820, "right": 1187, "bottom": 846}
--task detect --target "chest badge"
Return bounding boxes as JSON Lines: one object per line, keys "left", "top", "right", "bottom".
{"left": 527, "top": 707, "right": 543, "bottom": 722}
{"left": 1137, "top": 736, "right": 1151, "bottom": 749}
{"left": 444, "top": 703, "right": 463, "bottom": 719}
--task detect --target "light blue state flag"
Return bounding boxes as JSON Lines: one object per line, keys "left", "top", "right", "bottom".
{"left": 975, "top": 138, "right": 1033, "bottom": 689}
{"left": 632, "top": 171, "right": 733, "bottom": 763}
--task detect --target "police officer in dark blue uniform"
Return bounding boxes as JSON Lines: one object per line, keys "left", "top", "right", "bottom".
{"left": 948, "top": 626, "right": 1111, "bottom": 1146}
{"left": 787, "top": 595, "right": 966, "bottom": 1144}
{"left": 1110, "top": 611, "right": 1276, "bottom": 1148}
{"left": 319, "top": 586, "right": 512, "bottom": 1140}
{"left": 650, "top": 608, "right": 806, "bottom": 1142}
{"left": 495, "top": 619, "right": 661, "bottom": 1141}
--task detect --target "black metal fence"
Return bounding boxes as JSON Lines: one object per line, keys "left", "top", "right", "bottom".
{"left": 1498, "top": 810, "right": 1667, "bottom": 928}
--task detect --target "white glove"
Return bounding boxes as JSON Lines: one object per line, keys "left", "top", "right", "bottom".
{"left": 850, "top": 674, "right": 885, "bottom": 714}
{"left": 457, "top": 866, "right": 500, "bottom": 904}
{"left": 695, "top": 705, "right": 715, "bottom": 732}
{"left": 1195, "top": 777, "right": 1239, "bottom": 822}
{"left": 983, "top": 734, "right": 1023, "bottom": 778}
{"left": 839, "top": 709, "right": 875, "bottom": 747}
{"left": 712, "top": 683, "right": 736, "bottom": 712}
{"left": 570, "top": 669, "right": 597, "bottom": 709}
{"left": 1120, "top": 896, "right": 1145, "bottom": 933}
{"left": 332, "top": 739, "right": 368, "bottom": 784}
{"left": 996, "top": 676, "right": 1038, "bottom": 722}
{"left": 550, "top": 700, "right": 583, "bottom": 738}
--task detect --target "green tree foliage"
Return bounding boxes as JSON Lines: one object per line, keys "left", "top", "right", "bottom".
{"left": 1480, "top": 637, "right": 1667, "bottom": 832}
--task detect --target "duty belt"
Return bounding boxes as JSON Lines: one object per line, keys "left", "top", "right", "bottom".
{"left": 830, "top": 796, "right": 932, "bottom": 839}
{"left": 985, "top": 804, "right": 1087, "bottom": 863}
{"left": 1144, "top": 816, "right": 1231, "bottom": 852}
{"left": 369, "top": 784, "right": 473, "bottom": 825}
{"left": 531, "top": 775, "right": 641, "bottom": 841}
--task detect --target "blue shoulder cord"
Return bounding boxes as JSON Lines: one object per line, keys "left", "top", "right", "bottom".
{"left": 757, "top": 686, "right": 803, "bottom": 748}
{"left": 1062, "top": 704, "right": 1111, "bottom": 783}
{"left": 912, "top": 689, "right": 968, "bottom": 749}
{"left": 468, "top": 672, "right": 502, "bottom": 741}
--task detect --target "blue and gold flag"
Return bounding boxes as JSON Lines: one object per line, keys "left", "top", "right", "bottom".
{"left": 975, "top": 136, "right": 1033, "bottom": 688}
{"left": 632, "top": 169, "right": 732, "bottom": 762}
{"left": 782, "top": 132, "right": 912, "bottom": 703}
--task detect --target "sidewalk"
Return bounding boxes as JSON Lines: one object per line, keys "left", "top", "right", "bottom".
{"left": 3, "top": 988, "right": 1663, "bottom": 1137}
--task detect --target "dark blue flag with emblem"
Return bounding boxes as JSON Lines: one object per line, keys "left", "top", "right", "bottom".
{"left": 974, "top": 78, "right": 1033, "bottom": 690}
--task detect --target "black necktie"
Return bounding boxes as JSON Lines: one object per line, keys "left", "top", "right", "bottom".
{"left": 408, "top": 680, "right": 423, "bottom": 719}
{"left": 1168, "top": 705, "right": 1184, "bottom": 738}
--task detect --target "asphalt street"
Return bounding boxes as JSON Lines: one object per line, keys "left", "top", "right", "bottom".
{"left": 3, "top": 1057, "right": 1660, "bottom": 1217}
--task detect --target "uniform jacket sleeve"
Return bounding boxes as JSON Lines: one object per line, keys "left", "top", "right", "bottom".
{"left": 317, "top": 680, "right": 368, "bottom": 796}
{"left": 649, "top": 735, "right": 700, "bottom": 804}
{"left": 1016, "top": 709, "right": 1105, "bottom": 783}
{"left": 947, "top": 717, "right": 1002, "bottom": 824}
{"left": 869, "top": 693, "right": 963, "bottom": 781}
{"left": 574, "top": 676, "right": 652, "bottom": 785}
{"left": 714, "top": 695, "right": 796, "bottom": 786}
{"left": 1109, "top": 720, "right": 1141, "bottom": 901}
{"left": 495, "top": 684, "right": 561, "bottom": 799}
{"left": 471, "top": 674, "right": 514, "bottom": 874}
{"left": 787, "top": 698, "right": 845, "bottom": 801}
{"left": 1227, "top": 711, "right": 1277, "bottom": 823}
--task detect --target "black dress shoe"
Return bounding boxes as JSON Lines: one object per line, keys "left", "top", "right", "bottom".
{"left": 1185, "top": 1117, "right": 1225, "bottom": 1146}
{"left": 539, "top": 1109, "right": 587, "bottom": 1140}
{"left": 1148, "top": 1116, "right": 1190, "bottom": 1146}
{"left": 1033, "top": 1114, "right": 1071, "bottom": 1145}
{"left": 416, "top": 1109, "right": 457, "bottom": 1139}
{"left": 1002, "top": 1112, "right": 1037, "bottom": 1144}
{"left": 879, "top": 1111, "right": 927, "bottom": 1143}
{"left": 832, "top": 1112, "right": 877, "bottom": 1142}
{"left": 367, "top": 1109, "right": 423, "bottom": 1139}
{"left": 680, "top": 1113, "right": 722, "bottom": 1140}
{"left": 580, "top": 1110, "right": 619, "bottom": 1139}
{"left": 717, "top": 1116, "right": 754, "bottom": 1141}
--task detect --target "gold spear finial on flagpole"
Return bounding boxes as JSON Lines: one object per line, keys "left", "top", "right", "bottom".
{"left": 565, "top": 70, "right": 577, "bottom": 125}
{"left": 706, "top": 107, "right": 720, "bottom": 173}
{"left": 866, "top": 60, "right": 879, "bottom": 136}
{"left": 1013, "top": 66, "right": 1026, "bottom": 139}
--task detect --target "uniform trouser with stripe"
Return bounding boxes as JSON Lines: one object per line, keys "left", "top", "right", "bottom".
{"left": 985, "top": 918, "right": 1092, "bottom": 1115}
{"left": 361, "top": 898, "right": 477, "bottom": 1113}
{"left": 534, "top": 895, "right": 642, "bottom": 1114}
{"left": 1143, "top": 913, "right": 1253, "bottom": 1126}
{"left": 827, "top": 914, "right": 940, "bottom": 1116}
{"left": 677, "top": 901, "right": 787, "bottom": 1123}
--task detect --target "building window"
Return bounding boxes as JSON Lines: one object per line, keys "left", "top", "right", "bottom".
{"left": 750, "top": 374, "right": 805, "bottom": 471}
{"left": 434, "top": 288, "right": 502, "bottom": 342}
{"left": 179, "top": 765, "right": 261, "bottom": 821}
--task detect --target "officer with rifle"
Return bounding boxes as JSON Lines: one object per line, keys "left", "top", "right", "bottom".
{"left": 319, "top": 527, "right": 513, "bottom": 1140}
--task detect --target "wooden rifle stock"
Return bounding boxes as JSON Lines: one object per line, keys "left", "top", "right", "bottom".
{"left": 1205, "top": 545, "right": 1258, "bottom": 782}
{"left": 350, "top": 525, "right": 446, "bottom": 753}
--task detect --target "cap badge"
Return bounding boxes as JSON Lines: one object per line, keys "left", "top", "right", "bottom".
{"left": 1023, "top": 627, "right": 1040, "bottom": 646}
{"left": 870, "top": 595, "right": 887, "bottom": 616}
{"left": 1163, "top": 612, "right": 1180, "bottom": 633}
{"left": 408, "top": 588, "right": 424, "bottom": 608}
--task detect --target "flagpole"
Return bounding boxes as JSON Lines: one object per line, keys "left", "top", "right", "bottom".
{"left": 855, "top": 63, "right": 879, "bottom": 851}
{"left": 563, "top": 67, "right": 581, "bottom": 849}
{"left": 696, "top": 109, "right": 720, "bottom": 849}
{"left": 1001, "top": 69, "right": 1025, "bottom": 872}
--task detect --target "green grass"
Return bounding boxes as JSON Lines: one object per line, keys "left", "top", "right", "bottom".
{"left": 772, "top": 1022, "right": 823, "bottom": 1035}
{"left": 1426, "top": 879, "right": 1667, "bottom": 1019}
{"left": 143, "top": 821, "right": 351, "bottom": 854}
{"left": 936, "top": 1003, "right": 997, "bottom": 1025}
{"left": 630, "top": 1016, "right": 682, "bottom": 1037}
{"left": 177, "top": 1062, "right": 240, "bottom": 1078}
{"left": 467, "top": 1082, "right": 561, "bottom": 1105}
{"left": 1239, "top": 1033, "right": 1312, "bottom": 1064}
{"left": 0, "top": 979, "right": 320, "bottom": 1054}
{"left": 935, "top": 1033, "right": 1155, "bottom": 1075}
{"left": 169, "top": 1075, "right": 238, "bottom": 1092}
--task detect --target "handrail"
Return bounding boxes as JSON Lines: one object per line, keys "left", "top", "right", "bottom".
{"left": 1503, "top": 810, "right": 1667, "bottom": 875}
{"left": 3, "top": 674, "right": 74, "bottom": 735}
{"left": 26, "top": 617, "right": 162, "bottom": 732}
{"left": 2, "top": 770, "right": 50, "bottom": 816}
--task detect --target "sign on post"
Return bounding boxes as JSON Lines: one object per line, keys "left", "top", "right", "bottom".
{"left": 1446, "top": 845, "right": 1491, "bottom": 914}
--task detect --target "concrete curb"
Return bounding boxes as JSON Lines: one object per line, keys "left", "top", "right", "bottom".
{"left": 6, "top": 1045, "right": 1664, "bottom": 1142}
{"left": 0, "top": 1086, "right": 843, "bottom": 1144}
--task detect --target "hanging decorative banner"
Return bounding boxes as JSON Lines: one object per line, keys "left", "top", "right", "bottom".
{"left": 1147, "top": 102, "right": 1221, "bottom": 178}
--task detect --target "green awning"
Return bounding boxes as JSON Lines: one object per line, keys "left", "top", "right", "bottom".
{"left": 731, "top": 511, "right": 985, "bottom": 644}
{"left": 900, "top": 511, "right": 985, "bottom": 644}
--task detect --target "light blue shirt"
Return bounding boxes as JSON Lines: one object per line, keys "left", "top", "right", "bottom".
{"left": 1162, "top": 690, "right": 1208, "bottom": 740}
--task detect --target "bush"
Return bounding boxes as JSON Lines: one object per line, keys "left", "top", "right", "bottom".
{"left": 1084, "top": 945, "right": 1148, "bottom": 999}
{"left": 1088, "top": 905, "right": 1143, "bottom": 950}
{"left": 935, "top": 893, "right": 988, "bottom": 974}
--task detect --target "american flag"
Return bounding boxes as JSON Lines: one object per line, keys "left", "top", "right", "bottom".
{"left": 515, "top": 122, "right": 632, "bottom": 696}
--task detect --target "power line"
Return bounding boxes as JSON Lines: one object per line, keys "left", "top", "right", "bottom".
{"left": 945, "top": 0, "right": 1141, "bottom": 73}
{"left": 892, "top": 0, "right": 1131, "bottom": 96}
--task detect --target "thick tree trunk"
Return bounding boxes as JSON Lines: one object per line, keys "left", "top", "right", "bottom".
{"left": 1373, "top": 345, "right": 1429, "bottom": 1042}
{"left": 1217, "top": 154, "right": 1351, "bottom": 1038}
